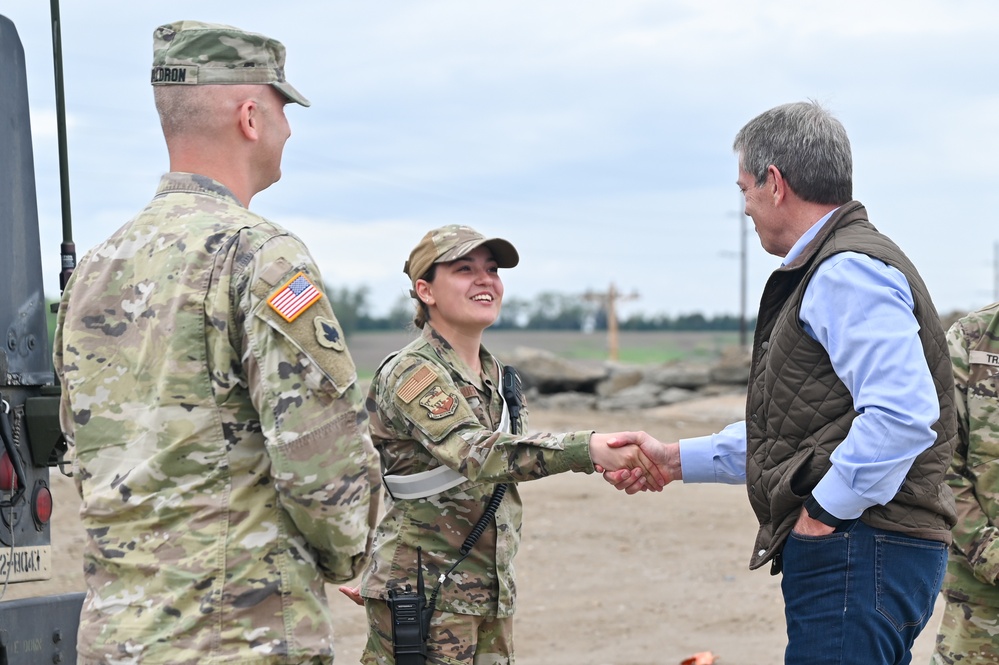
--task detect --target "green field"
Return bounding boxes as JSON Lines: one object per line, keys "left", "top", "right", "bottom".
{"left": 346, "top": 329, "right": 742, "bottom": 381}
{"left": 46, "top": 299, "right": 740, "bottom": 382}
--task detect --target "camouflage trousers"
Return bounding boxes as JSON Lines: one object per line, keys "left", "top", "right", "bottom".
{"left": 361, "top": 599, "right": 513, "bottom": 665}
{"left": 930, "top": 598, "right": 999, "bottom": 664}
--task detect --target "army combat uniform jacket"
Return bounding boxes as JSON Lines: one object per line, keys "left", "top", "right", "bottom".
{"left": 942, "top": 302, "right": 999, "bottom": 607}
{"left": 360, "top": 325, "right": 594, "bottom": 617}
{"left": 54, "top": 173, "right": 381, "bottom": 664}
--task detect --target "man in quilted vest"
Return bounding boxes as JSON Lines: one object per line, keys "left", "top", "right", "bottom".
{"left": 605, "top": 101, "right": 958, "bottom": 665}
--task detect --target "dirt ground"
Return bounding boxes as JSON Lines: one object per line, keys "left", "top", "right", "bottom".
{"left": 3, "top": 394, "right": 943, "bottom": 664}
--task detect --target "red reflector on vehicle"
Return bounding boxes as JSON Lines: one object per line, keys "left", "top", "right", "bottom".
{"left": 33, "top": 483, "right": 53, "bottom": 524}
{"left": 0, "top": 452, "right": 17, "bottom": 491}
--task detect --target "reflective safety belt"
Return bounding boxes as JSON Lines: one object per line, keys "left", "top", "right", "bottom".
{"left": 383, "top": 396, "right": 511, "bottom": 500}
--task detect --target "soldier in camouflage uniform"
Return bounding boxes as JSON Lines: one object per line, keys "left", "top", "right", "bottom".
{"left": 932, "top": 302, "right": 999, "bottom": 664}
{"left": 340, "top": 225, "right": 664, "bottom": 665}
{"left": 52, "top": 21, "right": 380, "bottom": 665}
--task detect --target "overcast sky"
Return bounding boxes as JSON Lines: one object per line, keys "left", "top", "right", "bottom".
{"left": 4, "top": 0, "right": 999, "bottom": 319}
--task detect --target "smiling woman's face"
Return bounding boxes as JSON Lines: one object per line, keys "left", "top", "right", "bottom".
{"left": 416, "top": 245, "right": 504, "bottom": 335}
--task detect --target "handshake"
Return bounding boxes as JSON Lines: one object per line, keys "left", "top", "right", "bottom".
{"left": 588, "top": 431, "right": 682, "bottom": 494}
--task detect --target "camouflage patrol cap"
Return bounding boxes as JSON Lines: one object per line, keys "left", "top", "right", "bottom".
{"left": 404, "top": 225, "right": 519, "bottom": 287}
{"left": 151, "top": 20, "right": 310, "bottom": 107}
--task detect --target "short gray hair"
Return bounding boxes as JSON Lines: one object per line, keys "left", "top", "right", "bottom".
{"left": 733, "top": 101, "right": 852, "bottom": 205}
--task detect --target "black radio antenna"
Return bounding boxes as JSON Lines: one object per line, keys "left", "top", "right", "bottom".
{"left": 50, "top": 0, "right": 75, "bottom": 293}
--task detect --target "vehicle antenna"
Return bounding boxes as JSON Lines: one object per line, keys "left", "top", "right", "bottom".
{"left": 49, "top": 0, "right": 75, "bottom": 293}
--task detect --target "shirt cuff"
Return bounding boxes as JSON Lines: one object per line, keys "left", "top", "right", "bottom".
{"left": 678, "top": 435, "right": 717, "bottom": 483}
{"left": 810, "top": 467, "right": 869, "bottom": 521}
{"left": 548, "top": 431, "right": 596, "bottom": 475}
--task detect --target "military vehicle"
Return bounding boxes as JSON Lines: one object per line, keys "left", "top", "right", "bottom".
{"left": 0, "top": 3, "right": 85, "bottom": 663}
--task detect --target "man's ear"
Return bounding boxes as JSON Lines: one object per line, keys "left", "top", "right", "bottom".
{"left": 237, "top": 99, "right": 259, "bottom": 142}
{"left": 767, "top": 164, "right": 786, "bottom": 205}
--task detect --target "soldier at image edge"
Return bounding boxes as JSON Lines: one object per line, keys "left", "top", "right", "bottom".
{"left": 931, "top": 301, "right": 999, "bottom": 665}
{"left": 52, "top": 19, "right": 380, "bottom": 665}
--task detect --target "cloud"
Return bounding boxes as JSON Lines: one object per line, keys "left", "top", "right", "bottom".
{"left": 4, "top": 0, "right": 999, "bottom": 319}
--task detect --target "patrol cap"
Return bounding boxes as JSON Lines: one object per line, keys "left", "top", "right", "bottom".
{"left": 151, "top": 20, "right": 310, "bottom": 107}
{"left": 404, "top": 225, "right": 519, "bottom": 287}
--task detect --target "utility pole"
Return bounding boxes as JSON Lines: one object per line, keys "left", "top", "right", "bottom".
{"left": 583, "top": 283, "right": 639, "bottom": 361}
{"left": 723, "top": 203, "right": 750, "bottom": 349}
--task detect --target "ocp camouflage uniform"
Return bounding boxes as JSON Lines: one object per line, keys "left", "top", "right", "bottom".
{"left": 54, "top": 173, "right": 381, "bottom": 665}
{"left": 359, "top": 325, "right": 595, "bottom": 664}
{"left": 933, "top": 302, "right": 999, "bottom": 664}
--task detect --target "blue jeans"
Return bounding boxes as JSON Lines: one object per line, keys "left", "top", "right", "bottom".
{"left": 781, "top": 519, "right": 947, "bottom": 665}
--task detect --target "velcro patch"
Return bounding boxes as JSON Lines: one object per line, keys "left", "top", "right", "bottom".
{"left": 268, "top": 271, "right": 322, "bottom": 323}
{"left": 459, "top": 385, "right": 478, "bottom": 399}
{"left": 397, "top": 366, "right": 438, "bottom": 403}
{"left": 259, "top": 257, "right": 294, "bottom": 287}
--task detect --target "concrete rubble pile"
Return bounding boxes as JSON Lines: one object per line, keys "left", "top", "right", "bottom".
{"left": 499, "top": 345, "right": 751, "bottom": 412}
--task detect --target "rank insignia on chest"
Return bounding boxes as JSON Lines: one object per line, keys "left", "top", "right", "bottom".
{"left": 419, "top": 385, "right": 459, "bottom": 420}
{"left": 268, "top": 271, "right": 322, "bottom": 323}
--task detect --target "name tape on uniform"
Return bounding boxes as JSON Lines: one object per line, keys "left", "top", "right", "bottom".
{"left": 970, "top": 350, "right": 999, "bottom": 366}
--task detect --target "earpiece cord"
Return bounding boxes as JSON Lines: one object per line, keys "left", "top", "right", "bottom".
{"left": 422, "top": 365, "right": 522, "bottom": 633}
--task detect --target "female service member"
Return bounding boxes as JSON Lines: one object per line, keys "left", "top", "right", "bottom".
{"left": 340, "top": 224, "right": 661, "bottom": 665}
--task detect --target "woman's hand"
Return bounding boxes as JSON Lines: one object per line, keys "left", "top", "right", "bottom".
{"left": 589, "top": 431, "right": 669, "bottom": 491}
{"left": 594, "top": 432, "right": 682, "bottom": 494}
{"left": 338, "top": 585, "right": 364, "bottom": 606}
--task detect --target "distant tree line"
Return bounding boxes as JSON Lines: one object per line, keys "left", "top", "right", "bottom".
{"left": 326, "top": 285, "right": 756, "bottom": 335}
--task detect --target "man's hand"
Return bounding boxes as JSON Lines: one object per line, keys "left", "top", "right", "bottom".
{"left": 589, "top": 432, "right": 667, "bottom": 491}
{"left": 600, "top": 432, "right": 681, "bottom": 494}
{"left": 792, "top": 508, "right": 836, "bottom": 537}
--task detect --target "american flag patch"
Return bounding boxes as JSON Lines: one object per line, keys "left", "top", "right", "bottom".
{"left": 268, "top": 271, "right": 322, "bottom": 323}
{"left": 397, "top": 365, "right": 438, "bottom": 403}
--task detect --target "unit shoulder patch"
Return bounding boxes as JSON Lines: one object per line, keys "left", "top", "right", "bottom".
{"left": 397, "top": 365, "right": 438, "bottom": 404}
{"left": 418, "top": 385, "right": 459, "bottom": 420}
{"left": 314, "top": 316, "right": 346, "bottom": 351}
{"left": 267, "top": 271, "right": 322, "bottom": 323}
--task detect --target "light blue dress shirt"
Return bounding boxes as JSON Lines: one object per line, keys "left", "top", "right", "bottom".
{"left": 679, "top": 210, "right": 939, "bottom": 521}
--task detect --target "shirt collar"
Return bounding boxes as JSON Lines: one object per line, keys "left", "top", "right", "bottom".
{"left": 782, "top": 207, "right": 839, "bottom": 267}
{"left": 420, "top": 325, "right": 496, "bottom": 391}
{"left": 155, "top": 172, "right": 244, "bottom": 207}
